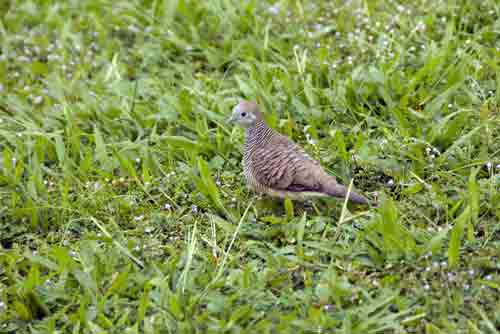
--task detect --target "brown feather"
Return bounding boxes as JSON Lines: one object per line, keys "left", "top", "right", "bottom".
{"left": 234, "top": 101, "right": 369, "bottom": 205}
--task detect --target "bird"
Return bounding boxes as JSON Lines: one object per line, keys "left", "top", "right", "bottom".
{"left": 228, "top": 100, "right": 370, "bottom": 205}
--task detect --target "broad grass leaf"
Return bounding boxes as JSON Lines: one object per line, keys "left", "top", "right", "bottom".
{"left": 53, "top": 134, "right": 66, "bottom": 168}
{"left": 14, "top": 301, "right": 32, "bottom": 320}
{"left": 440, "top": 126, "right": 482, "bottom": 159}
{"left": 448, "top": 206, "right": 471, "bottom": 268}
{"left": 333, "top": 130, "right": 348, "bottom": 162}
{"left": 106, "top": 269, "right": 130, "bottom": 296}
{"left": 468, "top": 167, "right": 480, "bottom": 224}
{"left": 367, "top": 197, "right": 417, "bottom": 260}
{"left": 116, "top": 151, "right": 137, "bottom": 178}
{"left": 93, "top": 126, "right": 107, "bottom": 166}
{"left": 197, "top": 157, "right": 235, "bottom": 221}
{"left": 163, "top": 135, "right": 211, "bottom": 154}
{"left": 284, "top": 198, "right": 294, "bottom": 220}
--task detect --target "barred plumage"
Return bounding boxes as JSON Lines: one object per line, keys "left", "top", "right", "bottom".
{"left": 229, "top": 100, "right": 369, "bottom": 205}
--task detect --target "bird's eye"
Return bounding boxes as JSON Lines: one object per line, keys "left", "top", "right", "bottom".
{"left": 241, "top": 112, "right": 247, "bottom": 117}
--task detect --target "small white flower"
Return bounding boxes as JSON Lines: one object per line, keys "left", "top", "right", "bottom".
{"left": 423, "top": 284, "right": 430, "bottom": 290}
{"left": 268, "top": 2, "right": 280, "bottom": 15}
{"left": 24, "top": 85, "right": 30, "bottom": 92}
{"left": 387, "top": 179, "right": 394, "bottom": 186}
{"left": 486, "top": 162, "right": 492, "bottom": 170}
{"left": 468, "top": 269, "right": 475, "bottom": 276}
{"left": 134, "top": 215, "right": 145, "bottom": 221}
{"left": 191, "top": 204, "right": 198, "bottom": 213}
{"left": 0, "top": 84, "right": 3, "bottom": 93}
{"left": 33, "top": 96, "right": 43, "bottom": 105}
{"left": 145, "top": 226, "right": 153, "bottom": 233}
{"left": 496, "top": 164, "right": 500, "bottom": 170}
{"left": 485, "top": 274, "right": 493, "bottom": 280}
{"left": 416, "top": 21, "right": 426, "bottom": 32}
{"left": 135, "top": 158, "right": 141, "bottom": 163}
{"left": 164, "top": 203, "right": 172, "bottom": 210}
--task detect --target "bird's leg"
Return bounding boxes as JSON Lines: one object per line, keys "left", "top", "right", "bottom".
{"left": 309, "top": 200, "right": 322, "bottom": 216}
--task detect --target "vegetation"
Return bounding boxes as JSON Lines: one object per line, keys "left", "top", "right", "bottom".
{"left": 0, "top": 0, "right": 499, "bottom": 332}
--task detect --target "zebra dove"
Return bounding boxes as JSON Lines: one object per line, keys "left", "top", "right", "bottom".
{"left": 228, "top": 100, "right": 369, "bottom": 205}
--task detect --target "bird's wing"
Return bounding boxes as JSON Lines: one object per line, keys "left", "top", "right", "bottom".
{"left": 251, "top": 137, "right": 325, "bottom": 192}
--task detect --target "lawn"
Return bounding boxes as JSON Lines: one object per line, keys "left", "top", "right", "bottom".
{"left": 0, "top": 0, "right": 499, "bottom": 333}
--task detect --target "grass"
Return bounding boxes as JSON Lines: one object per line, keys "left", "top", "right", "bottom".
{"left": 0, "top": 0, "right": 499, "bottom": 332}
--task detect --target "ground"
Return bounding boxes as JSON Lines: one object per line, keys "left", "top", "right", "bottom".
{"left": 0, "top": 0, "right": 500, "bottom": 333}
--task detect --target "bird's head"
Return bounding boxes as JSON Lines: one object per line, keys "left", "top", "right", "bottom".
{"left": 228, "top": 100, "right": 263, "bottom": 128}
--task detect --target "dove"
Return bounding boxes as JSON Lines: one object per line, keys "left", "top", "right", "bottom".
{"left": 228, "top": 100, "right": 369, "bottom": 205}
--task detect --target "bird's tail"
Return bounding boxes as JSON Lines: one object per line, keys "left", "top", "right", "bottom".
{"left": 323, "top": 179, "right": 369, "bottom": 205}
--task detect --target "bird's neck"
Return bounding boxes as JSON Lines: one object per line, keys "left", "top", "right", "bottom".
{"left": 245, "top": 120, "right": 274, "bottom": 152}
